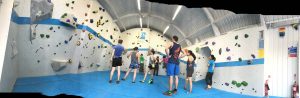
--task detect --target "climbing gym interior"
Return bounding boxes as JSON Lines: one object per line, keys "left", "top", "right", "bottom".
{"left": 0, "top": 0, "right": 299, "bottom": 98}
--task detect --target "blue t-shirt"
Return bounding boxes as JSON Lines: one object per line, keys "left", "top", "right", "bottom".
{"left": 113, "top": 44, "right": 124, "bottom": 58}
{"left": 208, "top": 60, "right": 215, "bottom": 72}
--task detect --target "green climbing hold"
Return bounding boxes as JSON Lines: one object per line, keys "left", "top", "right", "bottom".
{"left": 241, "top": 81, "right": 248, "bottom": 86}
{"left": 196, "top": 47, "right": 200, "bottom": 52}
{"left": 236, "top": 83, "right": 242, "bottom": 87}
{"left": 232, "top": 80, "right": 237, "bottom": 85}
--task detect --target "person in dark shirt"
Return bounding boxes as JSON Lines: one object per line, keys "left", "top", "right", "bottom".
{"left": 109, "top": 39, "right": 125, "bottom": 84}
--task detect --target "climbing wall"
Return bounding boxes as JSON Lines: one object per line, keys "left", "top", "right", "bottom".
{"left": 179, "top": 26, "right": 265, "bottom": 96}
{"left": 264, "top": 25, "right": 300, "bottom": 97}
{"left": 119, "top": 28, "right": 171, "bottom": 75}
{"left": 12, "top": 0, "right": 120, "bottom": 77}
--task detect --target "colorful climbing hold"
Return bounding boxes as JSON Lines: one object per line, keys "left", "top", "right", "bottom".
{"left": 236, "top": 83, "right": 242, "bottom": 87}
{"left": 241, "top": 81, "right": 248, "bottom": 86}
{"left": 232, "top": 80, "right": 237, "bottom": 85}
{"left": 64, "top": 40, "right": 68, "bottom": 44}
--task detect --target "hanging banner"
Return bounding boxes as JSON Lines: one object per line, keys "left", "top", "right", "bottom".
{"left": 288, "top": 46, "right": 297, "bottom": 57}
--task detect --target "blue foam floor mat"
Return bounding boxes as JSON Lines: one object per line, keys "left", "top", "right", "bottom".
{"left": 13, "top": 71, "right": 265, "bottom": 98}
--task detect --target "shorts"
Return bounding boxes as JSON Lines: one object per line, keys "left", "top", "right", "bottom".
{"left": 112, "top": 57, "right": 122, "bottom": 67}
{"left": 129, "top": 63, "right": 139, "bottom": 69}
{"left": 167, "top": 63, "right": 180, "bottom": 76}
{"left": 186, "top": 66, "right": 194, "bottom": 77}
{"left": 148, "top": 64, "right": 155, "bottom": 70}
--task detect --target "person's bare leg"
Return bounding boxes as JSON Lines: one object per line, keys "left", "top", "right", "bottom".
{"left": 133, "top": 69, "right": 137, "bottom": 82}
{"left": 123, "top": 68, "right": 131, "bottom": 79}
{"left": 189, "top": 77, "right": 192, "bottom": 93}
{"left": 169, "top": 76, "right": 173, "bottom": 91}
{"left": 110, "top": 67, "right": 116, "bottom": 81}
{"left": 117, "top": 66, "right": 121, "bottom": 81}
{"left": 142, "top": 69, "right": 148, "bottom": 81}
{"left": 175, "top": 75, "right": 179, "bottom": 90}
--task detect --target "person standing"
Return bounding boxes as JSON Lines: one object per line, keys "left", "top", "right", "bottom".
{"left": 122, "top": 47, "right": 140, "bottom": 83}
{"left": 184, "top": 50, "right": 196, "bottom": 93}
{"left": 139, "top": 54, "right": 145, "bottom": 73}
{"left": 163, "top": 36, "right": 184, "bottom": 96}
{"left": 154, "top": 56, "right": 160, "bottom": 76}
{"left": 140, "top": 49, "right": 155, "bottom": 84}
{"left": 205, "top": 55, "right": 216, "bottom": 90}
{"left": 109, "top": 39, "right": 125, "bottom": 84}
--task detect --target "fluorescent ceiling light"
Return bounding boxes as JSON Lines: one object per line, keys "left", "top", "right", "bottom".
{"left": 172, "top": 5, "right": 182, "bottom": 20}
{"left": 163, "top": 25, "right": 170, "bottom": 34}
{"left": 140, "top": 17, "right": 142, "bottom": 28}
{"left": 137, "top": 0, "right": 141, "bottom": 11}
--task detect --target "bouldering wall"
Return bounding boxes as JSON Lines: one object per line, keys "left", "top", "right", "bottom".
{"left": 179, "top": 26, "right": 265, "bottom": 96}
{"left": 120, "top": 28, "right": 171, "bottom": 75}
{"left": 0, "top": 0, "right": 18, "bottom": 92}
{"left": 264, "top": 25, "right": 299, "bottom": 97}
{"left": 11, "top": 0, "right": 121, "bottom": 77}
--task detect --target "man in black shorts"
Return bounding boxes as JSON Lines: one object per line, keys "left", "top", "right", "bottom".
{"left": 109, "top": 40, "right": 125, "bottom": 84}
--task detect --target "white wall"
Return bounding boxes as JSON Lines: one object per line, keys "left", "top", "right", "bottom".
{"left": 264, "top": 25, "right": 299, "bottom": 97}
{"left": 11, "top": 0, "right": 121, "bottom": 77}
{"left": 181, "top": 26, "right": 265, "bottom": 96}
{"left": 0, "top": 0, "right": 15, "bottom": 92}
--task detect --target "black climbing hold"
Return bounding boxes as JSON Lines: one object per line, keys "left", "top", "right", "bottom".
{"left": 53, "top": 31, "right": 55, "bottom": 32}
{"left": 40, "top": 34, "right": 45, "bottom": 38}
{"left": 54, "top": 53, "right": 56, "bottom": 55}
{"left": 102, "top": 9, "right": 105, "bottom": 12}
{"left": 251, "top": 54, "right": 256, "bottom": 59}
{"left": 37, "top": 60, "right": 40, "bottom": 63}
{"left": 110, "top": 35, "right": 113, "bottom": 39}
{"left": 69, "top": 35, "right": 73, "bottom": 41}
{"left": 66, "top": 3, "right": 69, "bottom": 7}
{"left": 90, "top": 19, "right": 94, "bottom": 23}
{"left": 105, "top": 20, "right": 108, "bottom": 22}
{"left": 99, "top": 7, "right": 102, "bottom": 10}
{"left": 238, "top": 58, "right": 242, "bottom": 61}
{"left": 227, "top": 56, "right": 231, "bottom": 61}
{"left": 219, "top": 48, "right": 222, "bottom": 55}
{"left": 48, "top": 44, "right": 50, "bottom": 47}
{"left": 212, "top": 42, "right": 216, "bottom": 45}
{"left": 98, "top": 46, "right": 100, "bottom": 48}
{"left": 226, "top": 47, "right": 230, "bottom": 52}
{"left": 59, "top": 43, "right": 61, "bottom": 45}
{"left": 58, "top": 26, "right": 60, "bottom": 29}
{"left": 56, "top": 45, "right": 58, "bottom": 47}
{"left": 71, "top": 1, "right": 75, "bottom": 4}
{"left": 235, "top": 43, "right": 238, "bottom": 46}
{"left": 106, "top": 30, "right": 108, "bottom": 32}
{"left": 46, "top": 35, "right": 50, "bottom": 38}
{"left": 244, "top": 34, "right": 249, "bottom": 38}
{"left": 65, "top": 51, "right": 67, "bottom": 53}
{"left": 64, "top": 40, "right": 68, "bottom": 44}
{"left": 164, "top": 40, "right": 166, "bottom": 42}
{"left": 235, "top": 35, "right": 238, "bottom": 40}
{"left": 100, "top": 16, "right": 103, "bottom": 19}
{"left": 205, "top": 41, "right": 208, "bottom": 45}
{"left": 247, "top": 60, "right": 252, "bottom": 65}
{"left": 238, "top": 44, "right": 241, "bottom": 47}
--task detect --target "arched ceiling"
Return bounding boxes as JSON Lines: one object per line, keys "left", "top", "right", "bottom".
{"left": 98, "top": 0, "right": 262, "bottom": 47}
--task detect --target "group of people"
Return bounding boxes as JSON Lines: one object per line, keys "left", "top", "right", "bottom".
{"left": 108, "top": 36, "right": 216, "bottom": 96}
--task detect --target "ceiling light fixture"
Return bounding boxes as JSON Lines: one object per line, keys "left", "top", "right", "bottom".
{"left": 137, "top": 0, "right": 141, "bottom": 11}
{"left": 163, "top": 25, "right": 170, "bottom": 34}
{"left": 172, "top": 5, "right": 182, "bottom": 20}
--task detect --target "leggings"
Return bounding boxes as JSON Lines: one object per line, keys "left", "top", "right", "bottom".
{"left": 154, "top": 65, "right": 159, "bottom": 76}
{"left": 205, "top": 72, "right": 213, "bottom": 85}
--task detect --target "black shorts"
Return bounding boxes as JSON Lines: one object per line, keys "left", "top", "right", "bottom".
{"left": 148, "top": 64, "right": 155, "bottom": 70}
{"left": 112, "top": 57, "right": 122, "bottom": 67}
{"left": 186, "top": 66, "right": 194, "bottom": 77}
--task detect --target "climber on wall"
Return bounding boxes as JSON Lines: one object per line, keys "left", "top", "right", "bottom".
{"left": 163, "top": 35, "right": 185, "bottom": 96}
{"left": 140, "top": 49, "right": 155, "bottom": 84}
{"left": 205, "top": 55, "right": 216, "bottom": 90}
{"left": 122, "top": 47, "right": 140, "bottom": 83}
{"left": 109, "top": 39, "right": 125, "bottom": 84}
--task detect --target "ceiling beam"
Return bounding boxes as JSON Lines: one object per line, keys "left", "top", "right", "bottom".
{"left": 185, "top": 12, "right": 235, "bottom": 39}
{"left": 113, "top": 13, "right": 186, "bottom": 38}
{"left": 104, "top": 0, "right": 127, "bottom": 31}
{"left": 147, "top": 2, "right": 151, "bottom": 28}
{"left": 203, "top": 8, "right": 221, "bottom": 36}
